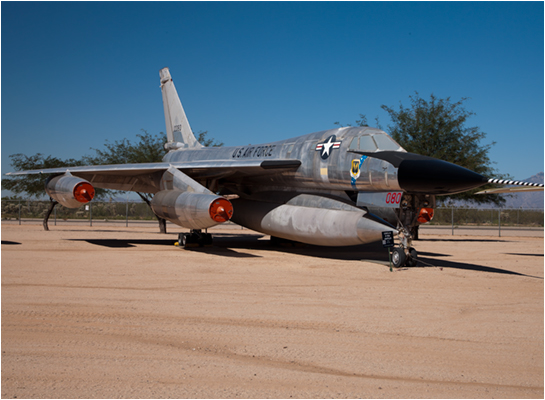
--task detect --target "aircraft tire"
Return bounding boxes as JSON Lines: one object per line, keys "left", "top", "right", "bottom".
{"left": 406, "top": 248, "right": 418, "bottom": 267}
{"left": 180, "top": 232, "right": 212, "bottom": 248}
{"left": 391, "top": 247, "right": 406, "bottom": 268}
{"left": 202, "top": 233, "right": 213, "bottom": 247}
{"left": 178, "top": 233, "right": 188, "bottom": 248}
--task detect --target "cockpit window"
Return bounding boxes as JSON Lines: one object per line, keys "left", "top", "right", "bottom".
{"left": 372, "top": 133, "right": 402, "bottom": 151}
{"left": 348, "top": 137, "right": 358, "bottom": 151}
{"left": 348, "top": 133, "right": 402, "bottom": 152}
{"left": 349, "top": 135, "right": 377, "bottom": 152}
{"left": 359, "top": 135, "right": 377, "bottom": 151}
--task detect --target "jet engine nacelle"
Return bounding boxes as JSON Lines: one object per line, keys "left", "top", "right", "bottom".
{"left": 151, "top": 190, "right": 233, "bottom": 230}
{"left": 45, "top": 173, "right": 95, "bottom": 208}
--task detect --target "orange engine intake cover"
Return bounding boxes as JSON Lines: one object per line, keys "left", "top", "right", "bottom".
{"left": 417, "top": 207, "right": 434, "bottom": 224}
{"left": 209, "top": 198, "right": 234, "bottom": 223}
{"left": 73, "top": 182, "right": 95, "bottom": 203}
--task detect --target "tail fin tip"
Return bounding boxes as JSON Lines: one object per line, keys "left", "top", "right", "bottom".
{"left": 159, "top": 67, "right": 202, "bottom": 150}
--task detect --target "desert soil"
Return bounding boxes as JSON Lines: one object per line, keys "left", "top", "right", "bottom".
{"left": 1, "top": 223, "right": 543, "bottom": 398}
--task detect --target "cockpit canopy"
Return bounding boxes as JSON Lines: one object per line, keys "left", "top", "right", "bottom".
{"left": 348, "top": 130, "right": 404, "bottom": 152}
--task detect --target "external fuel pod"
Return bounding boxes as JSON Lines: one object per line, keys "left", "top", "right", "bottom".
{"left": 45, "top": 173, "right": 95, "bottom": 208}
{"left": 231, "top": 196, "right": 397, "bottom": 246}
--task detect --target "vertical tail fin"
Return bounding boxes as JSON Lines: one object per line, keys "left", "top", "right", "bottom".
{"left": 159, "top": 67, "right": 202, "bottom": 150}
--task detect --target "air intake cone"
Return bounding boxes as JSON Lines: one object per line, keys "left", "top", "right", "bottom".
{"left": 209, "top": 198, "right": 233, "bottom": 222}
{"left": 73, "top": 182, "right": 95, "bottom": 203}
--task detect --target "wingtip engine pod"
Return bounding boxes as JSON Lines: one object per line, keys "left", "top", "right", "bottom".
{"left": 45, "top": 172, "right": 95, "bottom": 208}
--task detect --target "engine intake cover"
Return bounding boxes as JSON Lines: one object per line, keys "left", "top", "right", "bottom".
{"left": 151, "top": 190, "right": 233, "bottom": 230}
{"left": 45, "top": 173, "right": 95, "bottom": 208}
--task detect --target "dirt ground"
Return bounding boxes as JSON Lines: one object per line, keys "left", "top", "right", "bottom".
{"left": 2, "top": 223, "right": 543, "bottom": 399}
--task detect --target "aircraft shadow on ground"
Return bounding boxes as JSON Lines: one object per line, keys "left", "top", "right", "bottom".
{"left": 421, "top": 238, "right": 513, "bottom": 243}
{"left": 70, "top": 239, "right": 175, "bottom": 248}
{"left": 62, "top": 229, "right": 160, "bottom": 234}
{"left": 69, "top": 233, "right": 542, "bottom": 278}
{"left": 68, "top": 235, "right": 264, "bottom": 258}
{"left": 417, "top": 257, "right": 542, "bottom": 279}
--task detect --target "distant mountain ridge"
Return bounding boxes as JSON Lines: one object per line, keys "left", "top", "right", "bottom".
{"left": 502, "top": 172, "right": 544, "bottom": 209}
{"left": 439, "top": 172, "right": 544, "bottom": 209}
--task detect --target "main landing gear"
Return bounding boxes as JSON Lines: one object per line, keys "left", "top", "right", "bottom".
{"left": 43, "top": 199, "right": 58, "bottom": 231}
{"left": 178, "top": 229, "right": 213, "bottom": 248}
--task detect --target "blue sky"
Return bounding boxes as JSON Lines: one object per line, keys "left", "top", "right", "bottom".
{"left": 2, "top": 1, "right": 543, "bottom": 192}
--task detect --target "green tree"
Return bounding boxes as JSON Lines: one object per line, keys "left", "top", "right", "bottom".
{"left": 196, "top": 131, "right": 224, "bottom": 147}
{"left": 82, "top": 129, "right": 221, "bottom": 164}
{"left": 80, "top": 129, "right": 170, "bottom": 231}
{"left": 2, "top": 130, "right": 167, "bottom": 200}
{"left": 1, "top": 153, "right": 109, "bottom": 199}
{"left": 84, "top": 129, "right": 222, "bottom": 233}
{"left": 3, "top": 129, "right": 224, "bottom": 232}
{"left": 342, "top": 93, "right": 505, "bottom": 205}
{"left": 334, "top": 114, "right": 370, "bottom": 128}
{"left": 334, "top": 114, "right": 383, "bottom": 129}
{"left": 83, "top": 129, "right": 168, "bottom": 165}
{"left": 381, "top": 93, "right": 505, "bottom": 205}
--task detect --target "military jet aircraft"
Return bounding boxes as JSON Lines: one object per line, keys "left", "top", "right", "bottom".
{"left": 7, "top": 68, "right": 543, "bottom": 267}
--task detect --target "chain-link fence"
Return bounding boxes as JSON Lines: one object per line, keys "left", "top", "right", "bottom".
{"left": 431, "top": 207, "right": 544, "bottom": 228}
{"left": 1, "top": 200, "right": 157, "bottom": 225}
{"left": 1, "top": 200, "right": 543, "bottom": 230}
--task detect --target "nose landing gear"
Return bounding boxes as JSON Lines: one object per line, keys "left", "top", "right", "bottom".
{"left": 391, "top": 246, "right": 406, "bottom": 268}
{"left": 391, "top": 228, "right": 419, "bottom": 268}
{"left": 391, "top": 193, "right": 435, "bottom": 268}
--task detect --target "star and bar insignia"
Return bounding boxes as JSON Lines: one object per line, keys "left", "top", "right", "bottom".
{"left": 315, "top": 135, "right": 342, "bottom": 160}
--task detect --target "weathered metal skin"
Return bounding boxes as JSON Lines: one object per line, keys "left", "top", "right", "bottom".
{"left": 159, "top": 165, "right": 215, "bottom": 193}
{"left": 162, "top": 126, "right": 403, "bottom": 194}
{"left": 150, "top": 166, "right": 233, "bottom": 230}
{"left": 45, "top": 173, "right": 95, "bottom": 208}
{"left": 151, "top": 190, "right": 232, "bottom": 230}
{"left": 230, "top": 194, "right": 398, "bottom": 247}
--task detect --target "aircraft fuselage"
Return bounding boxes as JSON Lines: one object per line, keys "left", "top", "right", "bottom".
{"left": 162, "top": 126, "right": 402, "bottom": 195}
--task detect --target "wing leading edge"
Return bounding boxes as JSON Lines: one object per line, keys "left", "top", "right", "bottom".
{"left": 5, "top": 159, "right": 302, "bottom": 193}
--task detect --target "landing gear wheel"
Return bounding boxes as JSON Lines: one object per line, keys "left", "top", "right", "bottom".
{"left": 178, "top": 233, "right": 189, "bottom": 248}
{"left": 202, "top": 233, "right": 213, "bottom": 247}
{"left": 391, "top": 247, "right": 406, "bottom": 268}
{"left": 406, "top": 247, "right": 418, "bottom": 267}
{"left": 178, "top": 231, "right": 213, "bottom": 248}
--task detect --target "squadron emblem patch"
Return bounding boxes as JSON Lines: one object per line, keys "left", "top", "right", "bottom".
{"left": 350, "top": 159, "right": 361, "bottom": 180}
{"left": 350, "top": 155, "right": 368, "bottom": 187}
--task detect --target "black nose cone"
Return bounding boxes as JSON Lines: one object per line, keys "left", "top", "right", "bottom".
{"left": 397, "top": 156, "right": 488, "bottom": 195}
